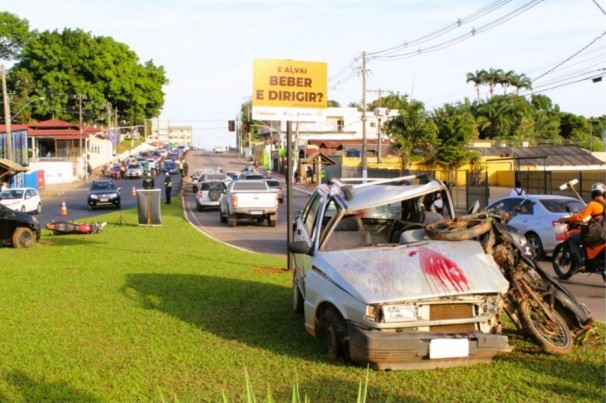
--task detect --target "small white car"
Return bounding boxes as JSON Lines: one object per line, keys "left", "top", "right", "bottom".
{"left": 485, "top": 195, "right": 585, "bottom": 259}
{"left": 213, "top": 146, "right": 224, "bottom": 154}
{"left": 196, "top": 181, "right": 227, "bottom": 211}
{"left": 126, "top": 163, "right": 144, "bottom": 179}
{"left": 0, "top": 187, "right": 42, "bottom": 214}
{"left": 290, "top": 176, "right": 511, "bottom": 370}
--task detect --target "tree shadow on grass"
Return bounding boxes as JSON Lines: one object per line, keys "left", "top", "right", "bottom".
{"left": 125, "top": 272, "right": 422, "bottom": 401}
{"left": 124, "top": 273, "right": 310, "bottom": 357}
{"left": 0, "top": 370, "right": 101, "bottom": 402}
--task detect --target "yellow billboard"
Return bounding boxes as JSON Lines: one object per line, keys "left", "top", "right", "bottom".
{"left": 252, "top": 58, "right": 327, "bottom": 121}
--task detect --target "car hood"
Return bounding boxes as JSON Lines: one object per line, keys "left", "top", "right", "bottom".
{"left": 0, "top": 199, "right": 21, "bottom": 208}
{"left": 314, "top": 240, "right": 509, "bottom": 304}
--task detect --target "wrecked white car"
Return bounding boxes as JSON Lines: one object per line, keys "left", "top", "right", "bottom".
{"left": 289, "top": 176, "right": 511, "bottom": 370}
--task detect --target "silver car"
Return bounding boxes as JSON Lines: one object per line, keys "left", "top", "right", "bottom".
{"left": 485, "top": 195, "right": 585, "bottom": 259}
{"left": 126, "top": 163, "right": 144, "bottom": 179}
{"left": 290, "top": 176, "right": 511, "bottom": 370}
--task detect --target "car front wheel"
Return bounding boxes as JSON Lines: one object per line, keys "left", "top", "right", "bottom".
{"left": 317, "top": 307, "right": 350, "bottom": 363}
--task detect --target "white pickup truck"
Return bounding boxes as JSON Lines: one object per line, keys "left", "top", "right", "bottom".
{"left": 219, "top": 180, "right": 278, "bottom": 227}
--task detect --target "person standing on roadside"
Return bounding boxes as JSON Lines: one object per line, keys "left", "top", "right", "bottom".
{"left": 164, "top": 172, "right": 172, "bottom": 204}
{"left": 509, "top": 181, "right": 527, "bottom": 197}
{"left": 142, "top": 172, "right": 155, "bottom": 189}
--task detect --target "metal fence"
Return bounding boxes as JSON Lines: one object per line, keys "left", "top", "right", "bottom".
{"left": 516, "top": 170, "right": 606, "bottom": 201}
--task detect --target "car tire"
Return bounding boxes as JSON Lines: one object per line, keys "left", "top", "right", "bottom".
{"left": 36, "top": 203, "right": 42, "bottom": 214}
{"left": 228, "top": 213, "right": 236, "bottom": 227}
{"left": 196, "top": 202, "right": 204, "bottom": 212}
{"left": 317, "top": 307, "right": 350, "bottom": 363}
{"left": 116, "top": 202, "right": 121, "bottom": 210}
{"left": 292, "top": 273, "right": 304, "bottom": 314}
{"left": 219, "top": 210, "right": 227, "bottom": 223}
{"left": 425, "top": 218, "right": 491, "bottom": 241}
{"left": 12, "top": 227, "right": 35, "bottom": 248}
{"left": 552, "top": 243, "right": 573, "bottom": 280}
{"left": 525, "top": 233, "right": 544, "bottom": 260}
{"left": 267, "top": 213, "right": 277, "bottom": 227}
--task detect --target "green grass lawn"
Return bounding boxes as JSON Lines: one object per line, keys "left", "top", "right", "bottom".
{"left": 0, "top": 198, "right": 604, "bottom": 402}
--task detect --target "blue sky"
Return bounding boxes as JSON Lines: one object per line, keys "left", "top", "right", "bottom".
{"left": 5, "top": 0, "right": 606, "bottom": 148}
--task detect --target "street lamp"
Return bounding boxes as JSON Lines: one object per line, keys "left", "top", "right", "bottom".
{"left": 10, "top": 97, "right": 45, "bottom": 122}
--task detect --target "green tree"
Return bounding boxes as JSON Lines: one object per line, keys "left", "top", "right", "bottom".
{"left": 433, "top": 102, "right": 477, "bottom": 170}
{"left": 530, "top": 94, "right": 561, "bottom": 144}
{"left": 0, "top": 12, "right": 30, "bottom": 61}
{"left": 383, "top": 97, "right": 438, "bottom": 169}
{"left": 9, "top": 27, "right": 167, "bottom": 126}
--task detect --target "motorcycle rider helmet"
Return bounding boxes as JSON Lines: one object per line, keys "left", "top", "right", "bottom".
{"left": 591, "top": 183, "right": 606, "bottom": 199}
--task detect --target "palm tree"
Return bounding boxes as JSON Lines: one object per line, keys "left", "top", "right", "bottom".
{"left": 466, "top": 69, "right": 487, "bottom": 101}
{"left": 486, "top": 68, "right": 504, "bottom": 98}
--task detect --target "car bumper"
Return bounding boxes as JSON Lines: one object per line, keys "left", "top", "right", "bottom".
{"left": 348, "top": 323, "right": 512, "bottom": 370}
{"left": 88, "top": 199, "right": 120, "bottom": 207}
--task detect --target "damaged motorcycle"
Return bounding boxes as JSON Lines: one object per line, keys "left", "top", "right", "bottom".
{"left": 425, "top": 212, "right": 594, "bottom": 355}
{"left": 46, "top": 221, "right": 107, "bottom": 235}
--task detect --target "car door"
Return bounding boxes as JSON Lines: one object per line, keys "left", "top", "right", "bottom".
{"left": 507, "top": 198, "right": 534, "bottom": 235}
{"left": 292, "top": 191, "right": 326, "bottom": 295}
{"left": 24, "top": 189, "right": 37, "bottom": 212}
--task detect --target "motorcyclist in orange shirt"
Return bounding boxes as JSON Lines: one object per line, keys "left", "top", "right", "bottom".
{"left": 558, "top": 183, "right": 606, "bottom": 271}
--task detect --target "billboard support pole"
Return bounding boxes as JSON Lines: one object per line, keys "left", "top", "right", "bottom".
{"left": 286, "top": 120, "right": 293, "bottom": 271}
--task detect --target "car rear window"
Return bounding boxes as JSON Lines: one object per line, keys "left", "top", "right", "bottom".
{"left": 201, "top": 182, "right": 226, "bottom": 191}
{"left": 266, "top": 180, "right": 280, "bottom": 187}
{"left": 233, "top": 182, "right": 268, "bottom": 191}
{"left": 539, "top": 198, "right": 585, "bottom": 213}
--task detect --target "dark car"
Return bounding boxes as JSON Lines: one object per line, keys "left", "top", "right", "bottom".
{"left": 87, "top": 179, "right": 121, "bottom": 210}
{"left": 162, "top": 160, "right": 179, "bottom": 175}
{"left": 0, "top": 203, "right": 41, "bottom": 248}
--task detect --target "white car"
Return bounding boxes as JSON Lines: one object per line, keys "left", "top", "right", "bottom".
{"left": 0, "top": 187, "right": 42, "bottom": 214}
{"left": 213, "top": 146, "right": 224, "bottom": 154}
{"left": 126, "top": 163, "right": 144, "bottom": 179}
{"left": 290, "top": 176, "right": 511, "bottom": 370}
{"left": 485, "top": 195, "right": 586, "bottom": 259}
{"left": 264, "top": 179, "right": 284, "bottom": 203}
{"left": 196, "top": 181, "right": 226, "bottom": 211}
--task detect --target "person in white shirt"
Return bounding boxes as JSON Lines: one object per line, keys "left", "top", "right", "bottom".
{"left": 509, "top": 181, "right": 527, "bottom": 197}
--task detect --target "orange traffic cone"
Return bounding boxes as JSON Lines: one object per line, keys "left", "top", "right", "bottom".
{"left": 60, "top": 201, "right": 68, "bottom": 216}
{"left": 131, "top": 186, "right": 136, "bottom": 197}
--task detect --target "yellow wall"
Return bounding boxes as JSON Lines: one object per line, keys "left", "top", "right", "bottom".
{"left": 342, "top": 155, "right": 522, "bottom": 187}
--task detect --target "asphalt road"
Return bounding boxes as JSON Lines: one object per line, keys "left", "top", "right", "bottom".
{"left": 38, "top": 173, "right": 184, "bottom": 227}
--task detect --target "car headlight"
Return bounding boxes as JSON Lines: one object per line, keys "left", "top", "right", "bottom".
{"left": 366, "top": 304, "right": 418, "bottom": 323}
{"left": 90, "top": 194, "right": 99, "bottom": 200}
{"left": 110, "top": 193, "right": 118, "bottom": 198}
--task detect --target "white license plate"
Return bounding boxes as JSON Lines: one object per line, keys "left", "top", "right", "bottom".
{"left": 429, "top": 338, "right": 469, "bottom": 359}
{"left": 250, "top": 210, "right": 263, "bottom": 215}
{"left": 100, "top": 198, "right": 108, "bottom": 202}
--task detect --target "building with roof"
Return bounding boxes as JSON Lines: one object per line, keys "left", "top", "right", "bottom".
{"left": 0, "top": 119, "right": 113, "bottom": 184}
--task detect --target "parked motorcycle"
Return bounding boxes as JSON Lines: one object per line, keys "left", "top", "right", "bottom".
{"left": 426, "top": 212, "right": 594, "bottom": 355}
{"left": 46, "top": 221, "right": 107, "bottom": 235}
{"left": 552, "top": 222, "right": 606, "bottom": 281}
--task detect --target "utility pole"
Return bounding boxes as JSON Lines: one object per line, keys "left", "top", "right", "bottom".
{"left": 1, "top": 65, "right": 13, "bottom": 161}
{"left": 361, "top": 51, "right": 368, "bottom": 179}
{"left": 367, "top": 88, "right": 393, "bottom": 163}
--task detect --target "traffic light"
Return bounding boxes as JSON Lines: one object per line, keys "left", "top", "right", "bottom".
{"left": 228, "top": 120, "right": 235, "bottom": 132}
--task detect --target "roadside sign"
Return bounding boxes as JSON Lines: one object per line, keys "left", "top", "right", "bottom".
{"left": 252, "top": 58, "right": 327, "bottom": 122}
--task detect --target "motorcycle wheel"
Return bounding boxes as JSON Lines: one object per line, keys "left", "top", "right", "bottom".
{"left": 552, "top": 243, "right": 574, "bottom": 280}
{"left": 519, "top": 299, "right": 574, "bottom": 355}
